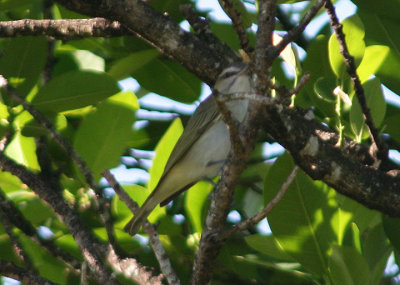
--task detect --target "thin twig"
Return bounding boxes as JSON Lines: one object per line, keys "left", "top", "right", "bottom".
{"left": 221, "top": 166, "right": 298, "bottom": 239}
{"left": 324, "top": 0, "right": 388, "bottom": 163}
{"left": 219, "top": 0, "right": 252, "bottom": 55}
{"left": 102, "top": 170, "right": 181, "bottom": 285}
{"left": 273, "top": 0, "right": 326, "bottom": 58}
{"left": 270, "top": 72, "right": 311, "bottom": 100}
{"left": 276, "top": 7, "right": 308, "bottom": 49}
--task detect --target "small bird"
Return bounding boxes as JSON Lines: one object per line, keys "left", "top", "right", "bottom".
{"left": 124, "top": 62, "right": 253, "bottom": 235}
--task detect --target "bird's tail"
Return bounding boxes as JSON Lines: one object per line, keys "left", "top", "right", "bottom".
{"left": 124, "top": 196, "right": 158, "bottom": 236}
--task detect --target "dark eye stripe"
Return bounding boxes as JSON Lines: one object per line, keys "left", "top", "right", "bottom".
{"left": 220, "top": 71, "right": 239, "bottom": 78}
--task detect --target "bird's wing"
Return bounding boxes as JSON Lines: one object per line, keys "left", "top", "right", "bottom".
{"left": 162, "top": 94, "right": 220, "bottom": 175}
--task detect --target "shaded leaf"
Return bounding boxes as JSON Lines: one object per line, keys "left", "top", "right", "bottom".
{"left": 245, "top": 234, "right": 294, "bottom": 261}
{"left": 108, "top": 49, "right": 159, "bottom": 80}
{"left": 328, "top": 246, "right": 370, "bottom": 285}
{"left": 264, "top": 154, "right": 337, "bottom": 276}
{"left": 32, "top": 71, "right": 120, "bottom": 112}
{"left": 132, "top": 59, "right": 201, "bottom": 103}
{"left": 73, "top": 92, "right": 138, "bottom": 181}
{"left": 0, "top": 37, "right": 47, "bottom": 95}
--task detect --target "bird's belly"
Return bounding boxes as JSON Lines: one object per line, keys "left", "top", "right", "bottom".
{"left": 182, "top": 120, "right": 230, "bottom": 180}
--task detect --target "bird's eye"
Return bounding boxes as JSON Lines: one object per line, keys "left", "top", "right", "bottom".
{"left": 220, "top": 71, "right": 239, "bottom": 78}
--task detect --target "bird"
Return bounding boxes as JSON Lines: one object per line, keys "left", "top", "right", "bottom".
{"left": 124, "top": 62, "right": 253, "bottom": 236}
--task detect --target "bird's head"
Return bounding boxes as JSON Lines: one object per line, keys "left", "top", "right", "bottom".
{"left": 213, "top": 62, "right": 252, "bottom": 95}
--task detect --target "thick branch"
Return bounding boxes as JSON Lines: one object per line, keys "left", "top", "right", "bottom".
{"left": 54, "top": 0, "right": 239, "bottom": 86}
{"left": 0, "top": 18, "right": 128, "bottom": 39}
{"left": 263, "top": 104, "right": 400, "bottom": 216}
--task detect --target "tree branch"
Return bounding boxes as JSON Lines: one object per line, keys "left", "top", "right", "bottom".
{"left": 254, "top": 0, "right": 277, "bottom": 91}
{"left": 324, "top": 0, "right": 388, "bottom": 163}
{"left": 219, "top": 0, "right": 252, "bottom": 55}
{"left": 2, "top": 79, "right": 119, "bottom": 258}
{"left": 54, "top": 0, "right": 240, "bottom": 86}
{"left": 0, "top": 188, "right": 81, "bottom": 270}
{"left": 263, "top": 104, "right": 400, "bottom": 216}
{"left": 0, "top": 261, "right": 57, "bottom": 285}
{"left": 0, "top": 18, "right": 129, "bottom": 39}
{"left": 221, "top": 166, "right": 298, "bottom": 239}
{"left": 273, "top": 0, "right": 326, "bottom": 58}
{"left": 102, "top": 170, "right": 181, "bottom": 285}
{"left": 0, "top": 153, "right": 118, "bottom": 285}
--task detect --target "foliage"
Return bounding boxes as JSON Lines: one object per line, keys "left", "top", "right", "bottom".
{"left": 0, "top": 0, "right": 400, "bottom": 284}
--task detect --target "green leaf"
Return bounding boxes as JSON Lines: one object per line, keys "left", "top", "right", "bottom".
{"left": 70, "top": 50, "right": 105, "bottom": 72}
{"left": 15, "top": 196, "right": 55, "bottom": 225}
{"left": 108, "top": 49, "right": 159, "bottom": 80}
{"left": 383, "top": 105, "right": 400, "bottom": 142}
{"left": 32, "top": 71, "right": 120, "bottom": 112}
{"left": 245, "top": 234, "right": 295, "bottom": 261}
{"left": 383, "top": 216, "right": 400, "bottom": 252}
{"left": 148, "top": 118, "right": 183, "bottom": 191}
{"left": 353, "top": 0, "right": 400, "bottom": 21}
{"left": 357, "top": 45, "right": 390, "bottom": 83}
{"left": 73, "top": 91, "right": 138, "bottom": 181}
{"left": 19, "top": 235, "right": 72, "bottom": 284}
{"left": 273, "top": 33, "right": 302, "bottom": 76}
{"left": 0, "top": 0, "right": 40, "bottom": 10}
{"left": 350, "top": 78, "right": 386, "bottom": 141}
{"left": 115, "top": 184, "right": 166, "bottom": 227}
{"left": 184, "top": 181, "right": 212, "bottom": 233}
{"left": 0, "top": 172, "right": 23, "bottom": 193}
{"left": 328, "top": 246, "right": 370, "bottom": 285}
{"left": 375, "top": 50, "right": 400, "bottom": 95}
{"left": 21, "top": 113, "right": 67, "bottom": 137}
{"left": 337, "top": 194, "right": 380, "bottom": 234}
{"left": 302, "top": 35, "right": 336, "bottom": 114}
{"left": 264, "top": 154, "right": 337, "bottom": 276}
{"left": 132, "top": 59, "right": 201, "bottom": 103}
{"left": 314, "top": 77, "right": 337, "bottom": 103}
{"left": 0, "top": 37, "right": 47, "bottom": 95}
{"left": 150, "top": 0, "right": 192, "bottom": 23}
{"left": 328, "top": 15, "right": 365, "bottom": 78}
{"left": 4, "top": 132, "right": 39, "bottom": 170}
{"left": 362, "top": 223, "right": 392, "bottom": 285}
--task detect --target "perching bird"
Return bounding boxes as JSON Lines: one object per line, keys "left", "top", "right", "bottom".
{"left": 124, "top": 62, "right": 253, "bottom": 235}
